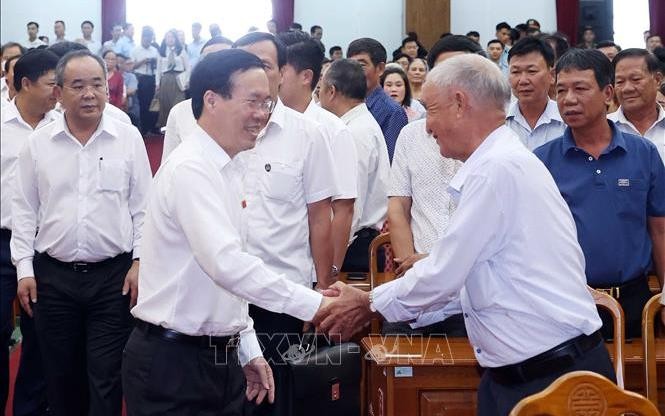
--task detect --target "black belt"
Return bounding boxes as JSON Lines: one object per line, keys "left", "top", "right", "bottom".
{"left": 488, "top": 331, "right": 603, "bottom": 385}
{"left": 39, "top": 252, "right": 131, "bottom": 273}
{"left": 594, "top": 276, "right": 647, "bottom": 299}
{"left": 135, "top": 320, "right": 240, "bottom": 349}
{"left": 354, "top": 227, "right": 378, "bottom": 239}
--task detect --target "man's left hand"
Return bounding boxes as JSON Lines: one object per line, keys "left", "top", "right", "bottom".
{"left": 312, "top": 281, "right": 374, "bottom": 341}
{"left": 243, "top": 356, "right": 275, "bottom": 405}
{"left": 122, "top": 260, "right": 140, "bottom": 309}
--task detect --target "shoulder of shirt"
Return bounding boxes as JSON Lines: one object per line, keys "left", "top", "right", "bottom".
{"left": 618, "top": 128, "right": 660, "bottom": 152}
{"left": 104, "top": 103, "right": 132, "bottom": 124}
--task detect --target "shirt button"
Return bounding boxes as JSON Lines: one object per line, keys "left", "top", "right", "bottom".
{"left": 476, "top": 348, "right": 482, "bottom": 354}
{"left": 596, "top": 169, "right": 601, "bottom": 174}
{"left": 588, "top": 156, "right": 593, "bottom": 161}
{"left": 464, "top": 313, "right": 468, "bottom": 318}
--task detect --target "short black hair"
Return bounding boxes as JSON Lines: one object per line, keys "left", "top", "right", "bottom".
{"left": 233, "top": 31, "right": 287, "bottom": 69}
{"left": 393, "top": 52, "right": 412, "bottom": 63}
{"left": 48, "top": 40, "right": 87, "bottom": 58}
{"left": 4, "top": 55, "right": 21, "bottom": 75}
{"left": 27, "top": 21, "right": 39, "bottom": 29}
{"left": 278, "top": 32, "right": 324, "bottom": 90}
{"left": 13, "top": 49, "right": 59, "bottom": 92}
{"left": 190, "top": 49, "right": 265, "bottom": 119}
{"left": 55, "top": 49, "right": 107, "bottom": 87}
{"left": 515, "top": 23, "right": 528, "bottom": 32}
{"left": 487, "top": 39, "right": 503, "bottom": 48}
{"left": 201, "top": 36, "right": 234, "bottom": 53}
{"left": 526, "top": 18, "right": 541, "bottom": 28}
{"left": 55, "top": 20, "right": 65, "bottom": 27}
{"left": 102, "top": 49, "right": 116, "bottom": 59}
{"left": 496, "top": 22, "right": 511, "bottom": 32}
{"left": 380, "top": 66, "right": 411, "bottom": 107}
{"left": 466, "top": 31, "right": 480, "bottom": 38}
{"left": 324, "top": 58, "right": 366, "bottom": 100}
{"left": 508, "top": 36, "right": 555, "bottom": 67}
{"left": 290, "top": 22, "right": 302, "bottom": 30}
{"left": 1, "top": 42, "right": 26, "bottom": 57}
{"left": 427, "top": 34, "right": 483, "bottom": 68}
{"left": 310, "top": 25, "right": 321, "bottom": 34}
{"left": 329, "top": 45, "right": 342, "bottom": 56}
{"left": 81, "top": 20, "right": 94, "bottom": 28}
{"left": 613, "top": 48, "right": 662, "bottom": 75}
{"left": 596, "top": 40, "right": 620, "bottom": 50}
{"left": 347, "top": 37, "right": 387, "bottom": 66}
{"left": 541, "top": 33, "right": 570, "bottom": 61}
{"left": 555, "top": 48, "right": 613, "bottom": 89}
{"left": 401, "top": 36, "right": 418, "bottom": 47}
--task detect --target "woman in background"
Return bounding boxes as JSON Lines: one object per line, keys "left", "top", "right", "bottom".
{"left": 156, "top": 29, "right": 189, "bottom": 128}
{"left": 103, "top": 49, "right": 126, "bottom": 109}
{"left": 407, "top": 57, "right": 427, "bottom": 101}
{"left": 381, "top": 65, "right": 425, "bottom": 122}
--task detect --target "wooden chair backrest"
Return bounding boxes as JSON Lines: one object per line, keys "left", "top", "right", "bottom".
{"left": 509, "top": 370, "right": 659, "bottom": 416}
{"left": 642, "top": 293, "right": 663, "bottom": 408}
{"left": 588, "top": 287, "right": 625, "bottom": 389}
{"left": 369, "top": 232, "right": 393, "bottom": 290}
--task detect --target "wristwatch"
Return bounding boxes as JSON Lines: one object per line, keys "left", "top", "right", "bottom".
{"left": 368, "top": 290, "right": 377, "bottom": 313}
{"left": 331, "top": 264, "right": 339, "bottom": 277}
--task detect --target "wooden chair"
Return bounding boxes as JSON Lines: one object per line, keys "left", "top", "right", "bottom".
{"left": 368, "top": 232, "right": 393, "bottom": 333}
{"left": 588, "top": 287, "right": 625, "bottom": 389}
{"left": 509, "top": 370, "right": 659, "bottom": 415}
{"left": 642, "top": 293, "right": 663, "bottom": 408}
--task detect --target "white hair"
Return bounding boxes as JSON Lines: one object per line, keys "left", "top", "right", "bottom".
{"left": 425, "top": 54, "right": 510, "bottom": 111}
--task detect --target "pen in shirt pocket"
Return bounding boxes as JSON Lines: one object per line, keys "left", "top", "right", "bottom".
{"left": 99, "top": 157, "right": 103, "bottom": 170}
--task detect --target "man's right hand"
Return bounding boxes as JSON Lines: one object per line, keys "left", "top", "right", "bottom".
{"left": 17, "top": 277, "right": 37, "bottom": 317}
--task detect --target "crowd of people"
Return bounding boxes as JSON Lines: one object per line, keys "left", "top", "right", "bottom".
{"left": 0, "top": 13, "right": 664, "bottom": 416}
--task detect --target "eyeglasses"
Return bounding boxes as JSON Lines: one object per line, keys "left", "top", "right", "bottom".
{"left": 243, "top": 98, "right": 275, "bottom": 114}
{"left": 63, "top": 83, "right": 107, "bottom": 95}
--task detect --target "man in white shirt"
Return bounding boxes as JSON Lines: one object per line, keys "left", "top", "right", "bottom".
{"left": 11, "top": 50, "right": 152, "bottom": 416}
{"left": 102, "top": 24, "right": 123, "bottom": 54}
{"left": 124, "top": 48, "right": 329, "bottom": 415}
{"left": 234, "top": 32, "right": 336, "bottom": 416}
{"left": 609, "top": 48, "right": 665, "bottom": 163}
{"left": 506, "top": 37, "right": 565, "bottom": 151}
{"left": 277, "top": 31, "right": 358, "bottom": 280}
{"left": 319, "top": 59, "right": 389, "bottom": 273}
{"left": 187, "top": 22, "right": 207, "bottom": 67}
{"left": 23, "top": 22, "right": 46, "bottom": 49}
{"left": 1, "top": 55, "right": 21, "bottom": 105}
{"left": 53, "top": 20, "right": 67, "bottom": 44}
{"left": 161, "top": 36, "right": 234, "bottom": 162}
{"left": 131, "top": 26, "right": 160, "bottom": 135}
{"left": 78, "top": 20, "right": 101, "bottom": 55}
{"left": 1, "top": 48, "right": 59, "bottom": 416}
{"left": 314, "top": 54, "right": 614, "bottom": 416}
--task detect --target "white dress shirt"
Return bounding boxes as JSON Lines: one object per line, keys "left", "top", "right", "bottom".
{"left": 340, "top": 103, "right": 389, "bottom": 235}
{"left": 132, "top": 125, "right": 322, "bottom": 366}
{"left": 1, "top": 100, "right": 58, "bottom": 230}
{"left": 11, "top": 114, "right": 152, "bottom": 279}
{"left": 389, "top": 119, "right": 462, "bottom": 253}
{"left": 608, "top": 106, "right": 665, "bottom": 164}
{"left": 304, "top": 99, "right": 357, "bottom": 200}
{"left": 23, "top": 38, "right": 46, "bottom": 49}
{"left": 506, "top": 99, "right": 566, "bottom": 151}
{"left": 82, "top": 38, "right": 102, "bottom": 55}
{"left": 161, "top": 98, "right": 196, "bottom": 164}
{"left": 237, "top": 100, "right": 337, "bottom": 287}
{"left": 373, "top": 125, "right": 602, "bottom": 368}
{"left": 131, "top": 46, "right": 160, "bottom": 76}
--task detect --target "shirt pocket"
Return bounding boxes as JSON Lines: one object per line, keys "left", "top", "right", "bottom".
{"left": 614, "top": 178, "right": 647, "bottom": 220}
{"left": 98, "top": 158, "right": 129, "bottom": 192}
{"left": 260, "top": 161, "right": 301, "bottom": 202}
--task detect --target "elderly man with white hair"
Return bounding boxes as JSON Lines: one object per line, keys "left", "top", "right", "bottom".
{"left": 313, "top": 54, "right": 615, "bottom": 416}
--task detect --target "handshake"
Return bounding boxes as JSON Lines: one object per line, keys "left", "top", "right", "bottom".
{"left": 310, "top": 282, "right": 380, "bottom": 342}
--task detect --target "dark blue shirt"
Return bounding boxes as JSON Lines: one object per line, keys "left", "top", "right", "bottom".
{"left": 534, "top": 121, "right": 665, "bottom": 286}
{"left": 365, "top": 87, "right": 408, "bottom": 163}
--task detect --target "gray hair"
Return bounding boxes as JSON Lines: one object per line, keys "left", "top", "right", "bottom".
{"left": 55, "top": 49, "right": 107, "bottom": 86}
{"left": 425, "top": 54, "right": 510, "bottom": 111}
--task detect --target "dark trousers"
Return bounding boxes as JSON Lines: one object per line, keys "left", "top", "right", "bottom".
{"left": 122, "top": 327, "right": 245, "bottom": 416}
{"left": 136, "top": 74, "right": 157, "bottom": 135}
{"left": 595, "top": 277, "right": 652, "bottom": 340}
{"left": 1, "top": 231, "right": 48, "bottom": 416}
{"left": 477, "top": 338, "right": 616, "bottom": 416}
{"left": 244, "top": 305, "right": 303, "bottom": 416}
{"left": 33, "top": 252, "right": 133, "bottom": 416}
{"left": 341, "top": 228, "right": 384, "bottom": 273}
{"left": 381, "top": 313, "right": 467, "bottom": 337}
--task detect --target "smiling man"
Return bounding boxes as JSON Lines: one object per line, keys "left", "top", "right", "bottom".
{"left": 506, "top": 37, "right": 565, "bottom": 150}
{"left": 535, "top": 48, "right": 665, "bottom": 340}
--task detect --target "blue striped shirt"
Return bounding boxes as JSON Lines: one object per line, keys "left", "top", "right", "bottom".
{"left": 365, "top": 87, "right": 408, "bottom": 163}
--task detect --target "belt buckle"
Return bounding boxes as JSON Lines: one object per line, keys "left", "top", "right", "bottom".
{"left": 597, "top": 287, "right": 620, "bottom": 299}
{"left": 72, "top": 262, "right": 89, "bottom": 273}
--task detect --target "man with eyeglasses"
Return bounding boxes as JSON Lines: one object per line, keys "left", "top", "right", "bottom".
{"left": 10, "top": 49, "right": 152, "bottom": 416}
{"left": 233, "top": 32, "right": 337, "bottom": 416}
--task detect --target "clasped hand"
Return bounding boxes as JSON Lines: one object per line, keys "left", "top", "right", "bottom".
{"left": 311, "top": 281, "right": 376, "bottom": 341}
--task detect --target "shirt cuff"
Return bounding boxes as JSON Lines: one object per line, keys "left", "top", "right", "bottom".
{"left": 238, "top": 329, "right": 263, "bottom": 367}
{"left": 282, "top": 282, "right": 323, "bottom": 322}
{"left": 17, "top": 258, "right": 34, "bottom": 281}
{"left": 132, "top": 244, "right": 140, "bottom": 260}
{"left": 372, "top": 279, "right": 414, "bottom": 323}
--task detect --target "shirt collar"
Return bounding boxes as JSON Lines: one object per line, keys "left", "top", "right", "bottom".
{"left": 190, "top": 124, "right": 231, "bottom": 172}
{"left": 258, "top": 98, "right": 286, "bottom": 139}
{"left": 612, "top": 105, "right": 665, "bottom": 128}
{"left": 51, "top": 112, "right": 118, "bottom": 145}
{"left": 449, "top": 125, "right": 513, "bottom": 193}
{"left": 340, "top": 103, "right": 368, "bottom": 123}
{"left": 506, "top": 99, "right": 562, "bottom": 125}
{"left": 3, "top": 98, "right": 58, "bottom": 128}
{"left": 561, "top": 120, "right": 627, "bottom": 156}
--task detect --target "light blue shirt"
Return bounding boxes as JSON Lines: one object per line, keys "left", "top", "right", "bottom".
{"left": 373, "top": 125, "right": 602, "bottom": 368}
{"left": 506, "top": 99, "right": 566, "bottom": 151}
